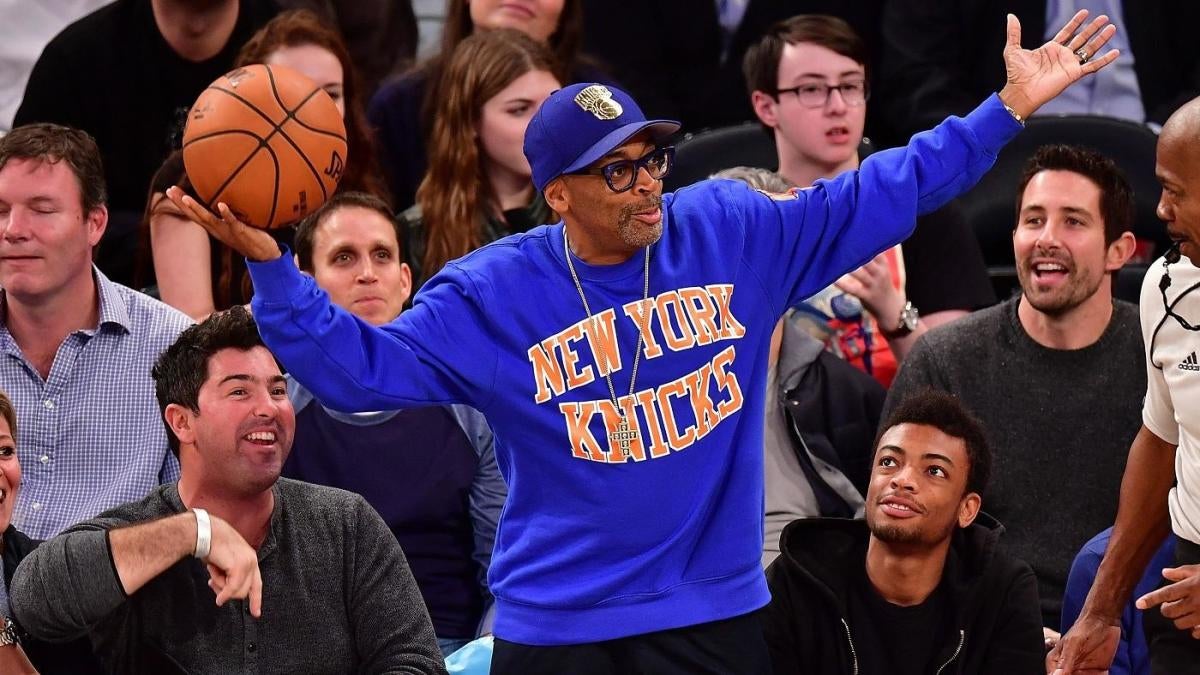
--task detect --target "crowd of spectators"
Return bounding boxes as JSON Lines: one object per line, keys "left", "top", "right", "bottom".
{"left": 0, "top": 1, "right": 1193, "bottom": 673}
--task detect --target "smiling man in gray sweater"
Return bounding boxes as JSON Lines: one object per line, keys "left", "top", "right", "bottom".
{"left": 884, "top": 145, "right": 1146, "bottom": 635}
{"left": 9, "top": 307, "right": 447, "bottom": 675}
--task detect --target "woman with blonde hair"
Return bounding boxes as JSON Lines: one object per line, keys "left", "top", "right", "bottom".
{"left": 403, "top": 29, "right": 561, "bottom": 287}
{"left": 144, "top": 9, "right": 388, "bottom": 320}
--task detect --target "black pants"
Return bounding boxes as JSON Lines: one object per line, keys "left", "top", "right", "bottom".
{"left": 1146, "top": 537, "right": 1200, "bottom": 674}
{"left": 490, "top": 611, "right": 771, "bottom": 675}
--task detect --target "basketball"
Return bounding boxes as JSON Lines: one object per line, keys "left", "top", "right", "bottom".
{"left": 181, "top": 64, "right": 347, "bottom": 230}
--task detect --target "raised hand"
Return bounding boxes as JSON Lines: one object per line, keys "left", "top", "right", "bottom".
{"left": 1000, "top": 10, "right": 1119, "bottom": 119}
{"left": 166, "top": 186, "right": 281, "bottom": 263}
{"left": 201, "top": 514, "right": 264, "bottom": 618}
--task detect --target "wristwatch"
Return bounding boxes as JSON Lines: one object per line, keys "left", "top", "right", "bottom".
{"left": 0, "top": 617, "right": 20, "bottom": 647}
{"left": 881, "top": 301, "right": 919, "bottom": 340}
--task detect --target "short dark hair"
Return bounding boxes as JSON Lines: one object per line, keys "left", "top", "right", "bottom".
{"left": 876, "top": 390, "right": 992, "bottom": 496}
{"left": 742, "top": 14, "right": 870, "bottom": 99}
{"left": 152, "top": 306, "right": 267, "bottom": 456}
{"left": 0, "top": 123, "right": 107, "bottom": 213}
{"left": 294, "top": 191, "right": 403, "bottom": 272}
{"left": 1015, "top": 144, "right": 1135, "bottom": 245}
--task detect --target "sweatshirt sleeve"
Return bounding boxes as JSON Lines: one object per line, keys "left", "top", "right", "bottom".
{"left": 349, "top": 497, "right": 448, "bottom": 674}
{"left": 248, "top": 251, "right": 498, "bottom": 413}
{"left": 729, "top": 94, "right": 1021, "bottom": 312}
{"left": 10, "top": 525, "right": 129, "bottom": 642}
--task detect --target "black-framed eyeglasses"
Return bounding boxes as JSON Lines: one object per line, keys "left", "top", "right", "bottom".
{"left": 570, "top": 146, "right": 675, "bottom": 193}
{"left": 776, "top": 81, "right": 869, "bottom": 108}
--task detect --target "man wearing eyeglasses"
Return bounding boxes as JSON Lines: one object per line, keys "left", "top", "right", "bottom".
{"left": 743, "top": 14, "right": 994, "bottom": 386}
{"left": 169, "top": 11, "right": 1119, "bottom": 674}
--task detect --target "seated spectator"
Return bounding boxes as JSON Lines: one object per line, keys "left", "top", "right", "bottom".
{"left": 10, "top": 307, "right": 447, "bottom": 674}
{"left": 1061, "top": 527, "right": 1175, "bottom": 675}
{"left": 145, "top": 10, "right": 388, "bottom": 321}
{"left": 274, "top": 0, "right": 419, "bottom": 99}
{"left": 743, "top": 15, "right": 995, "bottom": 386}
{"left": 763, "top": 389, "right": 1044, "bottom": 674}
{"left": 885, "top": 145, "right": 1144, "bottom": 633}
{"left": 713, "top": 167, "right": 883, "bottom": 567}
{"left": 580, "top": 0, "right": 886, "bottom": 135}
{"left": 369, "top": 0, "right": 614, "bottom": 210}
{"left": 878, "top": 2, "right": 1200, "bottom": 141}
{"left": 0, "top": 124, "right": 192, "bottom": 539}
{"left": 13, "top": 0, "right": 278, "bottom": 286}
{"left": 0, "top": 389, "right": 102, "bottom": 674}
{"left": 286, "top": 191, "right": 506, "bottom": 656}
{"left": 403, "top": 29, "right": 560, "bottom": 287}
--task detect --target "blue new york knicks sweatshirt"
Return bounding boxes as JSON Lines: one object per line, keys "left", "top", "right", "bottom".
{"left": 248, "top": 94, "right": 1021, "bottom": 645}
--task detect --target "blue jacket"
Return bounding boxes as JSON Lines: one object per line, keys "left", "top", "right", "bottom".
{"left": 247, "top": 94, "right": 1021, "bottom": 645}
{"left": 1061, "top": 528, "right": 1175, "bottom": 675}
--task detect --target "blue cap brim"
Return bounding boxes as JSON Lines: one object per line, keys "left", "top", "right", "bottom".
{"left": 559, "top": 119, "right": 681, "bottom": 177}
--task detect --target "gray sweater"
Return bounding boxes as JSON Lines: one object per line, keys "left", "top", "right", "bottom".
{"left": 10, "top": 478, "right": 448, "bottom": 675}
{"left": 884, "top": 297, "right": 1145, "bottom": 629}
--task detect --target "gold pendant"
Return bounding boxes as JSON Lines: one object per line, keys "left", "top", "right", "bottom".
{"left": 610, "top": 416, "right": 639, "bottom": 459}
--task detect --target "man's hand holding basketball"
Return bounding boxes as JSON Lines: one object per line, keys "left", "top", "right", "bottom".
{"left": 166, "top": 186, "right": 281, "bottom": 262}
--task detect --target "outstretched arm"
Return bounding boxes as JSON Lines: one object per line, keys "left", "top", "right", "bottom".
{"left": 733, "top": 11, "right": 1121, "bottom": 312}
{"left": 166, "top": 190, "right": 496, "bottom": 414}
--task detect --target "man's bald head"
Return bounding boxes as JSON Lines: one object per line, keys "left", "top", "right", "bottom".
{"left": 1160, "top": 98, "right": 1200, "bottom": 165}
{"left": 1156, "top": 97, "right": 1200, "bottom": 266}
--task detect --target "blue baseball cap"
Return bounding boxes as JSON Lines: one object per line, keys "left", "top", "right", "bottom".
{"left": 524, "top": 83, "right": 680, "bottom": 192}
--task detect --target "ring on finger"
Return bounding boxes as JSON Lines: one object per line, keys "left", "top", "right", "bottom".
{"left": 1075, "top": 47, "right": 1090, "bottom": 65}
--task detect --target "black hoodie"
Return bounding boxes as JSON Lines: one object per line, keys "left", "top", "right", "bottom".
{"left": 763, "top": 515, "right": 1043, "bottom": 675}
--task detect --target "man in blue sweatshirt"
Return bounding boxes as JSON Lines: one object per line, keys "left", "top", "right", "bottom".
{"left": 170, "top": 11, "right": 1119, "bottom": 674}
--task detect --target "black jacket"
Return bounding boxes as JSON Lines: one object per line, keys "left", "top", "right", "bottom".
{"left": 3, "top": 526, "right": 103, "bottom": 674}
{"left": 763, "top": 516, "right": 1043, "bottom": 674}
{"left": 777, "top": 319, "right": 884, "bottom": 512}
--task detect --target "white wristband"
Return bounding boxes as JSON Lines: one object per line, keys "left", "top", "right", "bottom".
{"left": 193, "top": 508, "right": 211, "bottom": 559}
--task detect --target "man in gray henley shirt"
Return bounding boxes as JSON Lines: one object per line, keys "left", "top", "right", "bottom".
{"left": 8, "top": 307, "right": 447, "bottom": 674}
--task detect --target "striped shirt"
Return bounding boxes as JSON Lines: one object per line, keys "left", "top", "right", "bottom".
{"left": 0, "top": 268, "right": 192, "bottom": 539}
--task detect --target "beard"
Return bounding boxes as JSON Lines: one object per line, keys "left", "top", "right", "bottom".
{"left": 866, "top": 499, "right": 958, "bottom": 547}
{"left": 615, "top": 195, "right": 664, "bottom": 249}
{"left": 868, "top": 518, "right": 957, "bottom": 547}
{"left": 1016, "top": 253, "right": 1103, "bottom": 317}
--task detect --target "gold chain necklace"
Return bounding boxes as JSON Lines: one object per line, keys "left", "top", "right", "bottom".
{"left": 563, "top": 231, "right": 650, "bottom": 460}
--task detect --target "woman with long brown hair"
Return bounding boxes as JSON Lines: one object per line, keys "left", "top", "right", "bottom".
{"left": 143, "top": 9, "right": 388, "bottom": 320}
{"left": 369, "top": 0, "right": 613, "bottom": 211}
{"left": 402, "top": 29, "right": 561, "bottom": 287}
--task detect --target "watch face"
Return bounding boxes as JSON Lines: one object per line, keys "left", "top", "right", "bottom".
{"left": 900, "top": 304, "right": 919, "bottom": 330}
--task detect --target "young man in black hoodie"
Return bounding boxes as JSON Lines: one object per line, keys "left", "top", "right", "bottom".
{"left": 763, "top": 389, "right": 1044, "bottom": 674}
